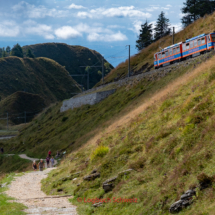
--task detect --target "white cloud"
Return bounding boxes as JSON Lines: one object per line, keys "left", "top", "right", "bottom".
{"left": 55, "top": 26, "right": 82, "bottom": 39}
{"left": 77, "top": 6, "right": 151, "bottom": 19}
{"left": 171, "top": 23, "right": 183, "bottom": 33}
{"left": 68, "top": 3, "right": 86, "bottom": 9}
{"left": 13, "top": 1, "right": 68, "bottom": 18}
{"left": 87, "top": 31, "right": 127, "bottom": 42}
{"left": 0, "top": 21, "right": 20, "bottom": 37}
{"left": 23, "top": 20, "right": 54, "bottom": 39}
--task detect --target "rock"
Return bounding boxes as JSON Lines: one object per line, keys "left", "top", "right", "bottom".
{"left": 103, "top": 176, "right": 118, "bottom": 184}
{"left": 169, "top": 190, "right": 196, "bottom": 214}
{"left": 90, "top": 169, "right": 97, "bottom": 174}
{"left": 180, "top": 190, "right": 196, "bottom": 200}
{"left": 83, "top": 173, "right": 100, "bottom": 181}
{"left": 103, "top": 183, "right": 115, "bottom": 193}
{"left": 93, "top": 202, "right": 103, "bottom": 207}
{"left": 118, "top": 169, "right": 133, "bottom": 176}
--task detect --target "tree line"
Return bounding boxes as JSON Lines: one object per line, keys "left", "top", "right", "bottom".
{"left": 0, "top": 44, "right": 34, "bottom": 58}
{"left": 136, "top": 0, "right": 215, "bottom": 51}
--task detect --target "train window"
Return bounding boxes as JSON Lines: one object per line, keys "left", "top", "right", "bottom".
{"left": 194, "top": 40, "right": 197, "bottom": 47}
{"left": 173, "top": 48, "right": 176, "bottom": 54}
{"left": 169, "top": 49, "right": 172, "bottom": 55}
{"left": 198, "top": 39, "right": 201, "bottom": 45}
{"left": 165, "top": 51, "right": 169, "bottom": 57}
{"left": 177, "top": 47, "right": 180, "bottom": 53}
{"left": 186, "top": 43, "right": 189, "bottom": 50}
{"left": 162, "top": 52, "right": 165, "bottom": 58}
{"left": 190, "top": 41, "right": 193, "bottom": 48}
{"left": 183, "top": 44, "right": 186, "bottom": 51}
{"left": 212, "top": 35, "right": 215, "bottom": 41}
{"left": 208, "top": 35, "right": 211, "bottom": 41}
{"left": 201, "top": 38, "right": 205, "bottom": 44}
{"left": 158, "top": 54, "right": 161, "bottom": 59}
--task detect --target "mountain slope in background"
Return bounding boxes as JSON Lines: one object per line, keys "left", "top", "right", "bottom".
{"left": 0, "top": 57, "right": 80, "bottom": 104}
{"left": 0, "top": 92, "right": 45, "bottom": 124}
{"left": 22, "top": 43, "right": 114, "bottom": 89}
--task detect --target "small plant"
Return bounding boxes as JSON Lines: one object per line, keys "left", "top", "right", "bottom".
{"left": 91, "top": 145, "right": 109, "bottom": 160}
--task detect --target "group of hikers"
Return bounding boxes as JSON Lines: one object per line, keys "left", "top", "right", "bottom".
{"left": 32, "top": 150, "right": 55, "bottom": 171}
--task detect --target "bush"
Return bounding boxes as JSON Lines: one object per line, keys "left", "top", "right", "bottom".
{"left": 62, "top": 116, "right": 68, "bottom": 122}
{"left": 91, "top": 145, "right": 109, "bottom": 160}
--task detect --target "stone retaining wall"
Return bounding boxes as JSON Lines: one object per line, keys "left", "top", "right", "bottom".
{"left": 60, "top": 89, "right": 116, "bottom": 112}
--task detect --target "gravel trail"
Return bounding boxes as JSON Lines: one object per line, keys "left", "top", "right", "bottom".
{"left": 5, "top": 166, "right": 77, "bottom": 214}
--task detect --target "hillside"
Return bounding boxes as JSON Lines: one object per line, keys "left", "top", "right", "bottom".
{"left": 0, "top": 92, "right": 45, "bottom": 125}
{"left": 0, "top": 57, "right": 80, "bottom": 104}
{"left": 22, "top": 43, "right": 114, "bottom": 89}
{"left": 96, "top": 12, "right": 215, "bottom": 86}
{"left": 2, "top": 49, "right": 215, "bottom": 214}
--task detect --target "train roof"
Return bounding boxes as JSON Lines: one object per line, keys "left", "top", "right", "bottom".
{"left": 186, "top": 34, "right": 205, "bottom": 43}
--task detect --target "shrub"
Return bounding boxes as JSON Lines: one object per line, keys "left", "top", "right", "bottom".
{"left": 62, "top": 116, "right": 68, "bottom": 122}
{"left": 91, "top": 145, "right": 109, "bottom": 160}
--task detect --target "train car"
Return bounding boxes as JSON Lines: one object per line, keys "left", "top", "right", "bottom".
{"left": 154, "top": 42, "right": 183, "bottom": 69}
{"left": 182, "top": 34, "right": 208, "bottom": 58}
{"left": 206, "top": 32, "right": 215, "bottom": 50}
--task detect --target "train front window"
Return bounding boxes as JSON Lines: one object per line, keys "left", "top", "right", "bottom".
{"left": 158, "top": 54, "right": 161, "bottom": 59}
{"left": 211, "top": 35, "right": 215, "bottom": 41}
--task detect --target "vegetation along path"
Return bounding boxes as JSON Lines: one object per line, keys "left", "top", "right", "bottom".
{"left": 5, "top": 155, "right": 77, "bottom": 215}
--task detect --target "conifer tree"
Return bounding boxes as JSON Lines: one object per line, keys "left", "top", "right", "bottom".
{"left": 181, "top": 0, "right": 215, "bottom": 27}
{"left": 26, "top": 48, "right": 35, "bottom": 58}
{"left": 6, "top": 46, "right": 11, "bottom": 55}
{"left": 11, "top": 43, "right": 23, "bottom": 58}
{"left": 154, "top": 11, "right": 171, "bottom": 41}
{"left": 2, "top": 48, "right": 6, "bottom": 58}
{"left": 136, "top": 21, "right": 153, "bottom": 51}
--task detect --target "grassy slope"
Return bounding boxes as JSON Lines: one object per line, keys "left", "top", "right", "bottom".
{"left": 0, "top": 92, "right": 45, "bottom": 125}
{"left": 40, "top": 54, "right": 215, "bottom": 215}
{"left": 96, "top": 12, "right": 215, "bottom": 86}
{"left": 0, "top": 57, "right": 80, "bottom": 103}
{"left": 2, "top": 51, "right": 209, "bottom": 158}
{"left": 22, "top": 43, "right": 114, "bottom": 89}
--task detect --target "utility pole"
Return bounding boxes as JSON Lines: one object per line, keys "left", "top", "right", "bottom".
{"left": 102, "top": 56, "right": 104, "bottom": 83}
{"left": 7, "top": 113, "right": 8, "bottom": 130}
{"left": 173, "top": 27, "right": 175, "bottom": 45}
{"left": 24, "top": 111, "right": 26, "bottom": 124}
{"left": 126, "top": 45, "right": 131, "bottom": 77}
{"left": 87, "top": 67, "right": 90, "bottom": 90}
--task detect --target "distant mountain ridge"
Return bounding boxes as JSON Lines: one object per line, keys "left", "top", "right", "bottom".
{"left": 22, "top": 43, "right": 114, "bottom": 89}
{"left": 0, "top": 56, "right": 80, "bottom": 104}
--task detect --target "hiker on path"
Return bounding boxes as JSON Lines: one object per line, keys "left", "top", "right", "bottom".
{"left": 46, "top": 156, "right": 50, "bottom": 168}
{"left": 56, "top": 151, "right": 60, "bottom": 158}
{"left": 48, "top": 150, "right": 51, "bottom": 158}
{"left": 38, "top": 159, "right": 45, "bottom": 171}
{"left": 0, "top": 147, "right": 4, "bottom": 154}
{"left": 32, "top": 160, "right": 37, "bottom": 171}
{"left": 50, "top": 156, "right": 55, "bottom": 167}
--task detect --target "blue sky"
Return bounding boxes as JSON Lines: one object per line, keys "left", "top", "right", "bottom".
{"left": 0, "top": 0, "right": 185, "bottom": 67}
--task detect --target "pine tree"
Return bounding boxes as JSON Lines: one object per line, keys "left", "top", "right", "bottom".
{"left": 26, "top": 48, "right": 35, "bottom": 58}
{"left": 11, "top": 43, "right": 23, "bottom": 58}
{"left": 2, "top": 48, "right": 6, "bottom": 58}
{"left": 136, "top": 21, "right": 153, "bottom": 51}
{"left": 181, "top": 0, "right": 215, "bottom": 27}
{"left": 154, "top": 11, "right": 171, "bottom": 41}
{"left": 6, "top": 46, "right": 11, "bottom": 55}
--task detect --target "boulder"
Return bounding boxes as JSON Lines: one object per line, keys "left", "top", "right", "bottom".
{"left": 93, "top": 202, "right": 103, "bottom": 207}
{"left": 102, "top": 176, "right": 118, "bottom": 192}
{"left": 83, "top": 173, "right": 100, "bottom": 181}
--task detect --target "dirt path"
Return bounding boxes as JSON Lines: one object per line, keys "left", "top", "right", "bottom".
{"left": 5, "top": 168, "right": 77, "bottom": 215}
{"left": 5, "top": 154, "right": 77, "bottom": 215}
